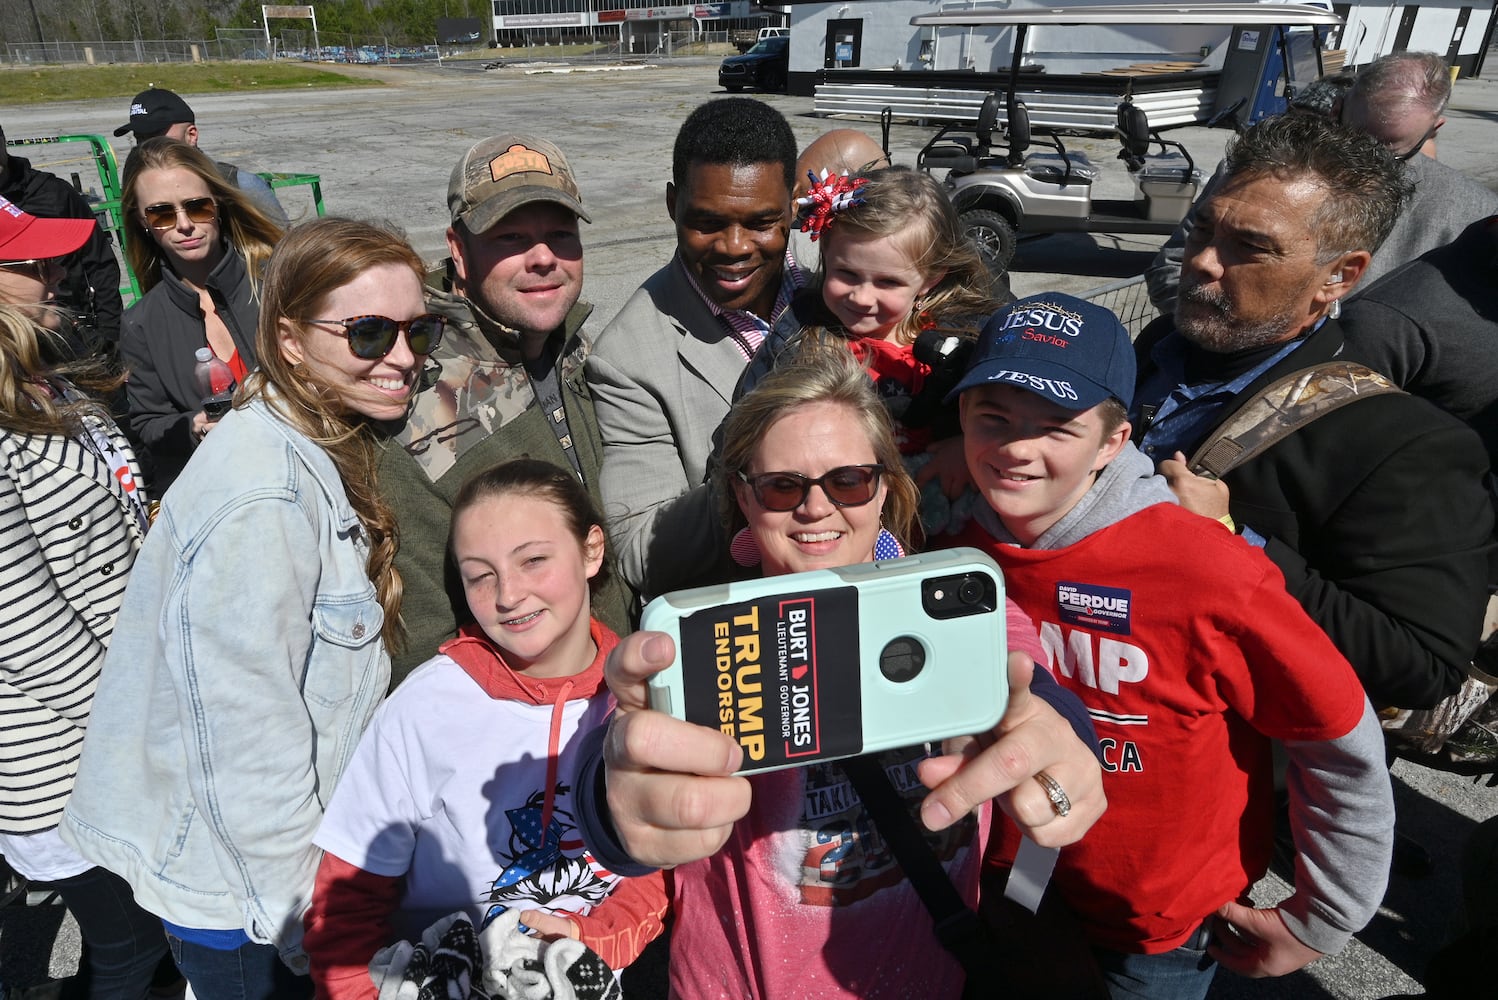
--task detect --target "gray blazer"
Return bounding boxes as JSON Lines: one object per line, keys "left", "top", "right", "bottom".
{"left": 586, "top": 258, "right": 744, "bottom": 598}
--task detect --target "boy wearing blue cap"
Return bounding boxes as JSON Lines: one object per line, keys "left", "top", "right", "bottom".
{"left": 948, "top": 293, "right": 1392, "bottom": 997}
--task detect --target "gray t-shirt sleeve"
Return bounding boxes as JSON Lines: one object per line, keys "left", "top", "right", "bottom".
{"left": 1277, "top": 699, "right": 1394, "bottom": 955}
{"left": 235, "top": 169, "right": 289, "bottom": 227}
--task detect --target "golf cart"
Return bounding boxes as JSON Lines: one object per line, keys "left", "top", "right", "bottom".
{"left": 908, "top": 4, "right": 1344, "bottom": 272}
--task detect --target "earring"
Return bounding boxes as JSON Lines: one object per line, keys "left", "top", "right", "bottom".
{"left": 1327, "top": 298, "right": 1341, "bottom": 320}
{"left": 874, "top": 528, "right": 905, "bottom": 560}
{"left": 729, "top": 527, "right": 762, "bottom": 567}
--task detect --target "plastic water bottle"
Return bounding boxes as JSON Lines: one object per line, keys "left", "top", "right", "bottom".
{"left": 193, "top": 347, "right": 236, "bottom": 419}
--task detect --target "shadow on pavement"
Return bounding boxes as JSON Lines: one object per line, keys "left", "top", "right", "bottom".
{"left": 1011, "top": 232, "right": 1159, "bottom": 282}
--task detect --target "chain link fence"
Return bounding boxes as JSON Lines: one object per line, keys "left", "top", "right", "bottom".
{"left": 2, "top": 26, "right": 737, "bottom": 67}
{"left": 3, "top": 38, "right": 240, "bottom": 65}
{"left": 2, "top": 32, "right": 448, "bottom": 67}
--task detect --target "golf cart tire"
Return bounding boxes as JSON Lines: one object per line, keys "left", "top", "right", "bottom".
{"left": 961, "top": 209, "right": 1017, "bottom": 274}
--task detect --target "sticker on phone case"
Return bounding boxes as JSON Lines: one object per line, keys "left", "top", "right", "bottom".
{"left": 678, "top": 586, "right": 862, "bottom": 772}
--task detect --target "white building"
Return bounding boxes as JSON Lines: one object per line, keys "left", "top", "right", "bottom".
{"left": 779, "top": 0, "right": 1495, "bottom": 94}
{"left": 1334, "top": 0, "right": 1495, "bottom": 74}
{"left": 488, "top": 1, "right": 788, "bottom": 51}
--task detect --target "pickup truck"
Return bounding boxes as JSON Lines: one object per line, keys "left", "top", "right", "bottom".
{"left": 731, "top": 26, "right": 788, "bottom": 53}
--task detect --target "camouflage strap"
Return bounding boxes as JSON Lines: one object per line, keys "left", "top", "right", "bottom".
{"left": 1188, "top": 361, "right": 1404, "bottom": 479}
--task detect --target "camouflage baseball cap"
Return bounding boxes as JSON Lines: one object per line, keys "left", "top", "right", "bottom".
{"left": 447, "top": 134, "right": 590, "bottom": 233}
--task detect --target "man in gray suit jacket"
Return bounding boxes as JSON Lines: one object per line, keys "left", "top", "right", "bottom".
{"left": 587, "top": 99, "right": 802, "bottom": 599}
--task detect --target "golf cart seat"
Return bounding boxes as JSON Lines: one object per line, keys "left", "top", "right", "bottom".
{"left": 919, "top": 93, "right": 1004, "bottom": 174}
{"left": 1116, "top": 100, "right": 1198, "bottom": 184}
{"left": 1005, "top": 100, "right": 1100, "bottom": 185}
{"left": 1024, "top": 150, "right": 1100, "bottom": 185}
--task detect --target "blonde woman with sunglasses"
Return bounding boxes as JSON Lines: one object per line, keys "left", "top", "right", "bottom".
{"left": 117, "top": 136, "right": 282, "bottom": 492}
{"left": 580, "top": 347, "right": 1106, "bottom": 999}
{"left": 63, "top": 218, "right": 445, "bottom": 1000}
{"left": 1, "top": 205, "right": 179, "bottom": 999}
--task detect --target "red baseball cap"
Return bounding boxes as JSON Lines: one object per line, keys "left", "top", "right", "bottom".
{"left": 0, "top": 195, "right": 95, "bottom": 262}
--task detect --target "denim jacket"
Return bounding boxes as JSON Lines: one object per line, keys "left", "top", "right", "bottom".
{"left": 62, "top": 395, "right": 390, "bottom": 971}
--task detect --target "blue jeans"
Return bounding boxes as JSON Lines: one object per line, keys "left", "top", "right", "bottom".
{"left": 49, "top": 866, "right": 170, "bottom": 999}
{"left": 165, "top": 935, "right": 313, "bottom": 1000}
{"left": 1093, "top": 920, "right": 1218, "bottom": 1000}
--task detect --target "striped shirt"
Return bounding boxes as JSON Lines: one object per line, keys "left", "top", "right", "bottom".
{"left": 1, "top": 418, "right": 145, "bottom": 833}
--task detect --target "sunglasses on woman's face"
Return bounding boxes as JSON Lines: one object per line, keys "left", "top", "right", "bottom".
{"left": 301, "top": 314, "right": 447, "bottom": 360}
{"left": 0, "top": 258, "right": 62, "bottom": 284}
{"left": 737, "top": 464, "right": 885, "bottom": 512}
{"left": 142, "top": 197, "right": 217, "bottom": 231}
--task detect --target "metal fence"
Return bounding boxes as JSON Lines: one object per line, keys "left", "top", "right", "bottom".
{"left": 1, "top": 35, "right": 445, "bottom": 67}
{"left": 1079, "top": 276, "right": 1158, "bottom": 339}
{"left": 2, "top": 28, "right": 735, "bottom": 67}
{"left": 3, "top": 38, "right": 242, "bottom": 66}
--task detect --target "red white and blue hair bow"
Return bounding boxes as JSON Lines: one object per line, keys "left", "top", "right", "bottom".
{"left": 794, "top": 169, "right": 869, "bottom": 242}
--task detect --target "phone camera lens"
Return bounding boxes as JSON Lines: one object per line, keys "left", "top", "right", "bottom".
{"left": 957, "top": 578, "right": 984, "bottom": 605}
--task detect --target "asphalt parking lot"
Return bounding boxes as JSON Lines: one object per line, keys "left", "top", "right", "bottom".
{"left": 3, "top": 57, "right": 1497, "bottom": 998}
{"left": 4, "top": 56, "right": 1496, "bottom": 316}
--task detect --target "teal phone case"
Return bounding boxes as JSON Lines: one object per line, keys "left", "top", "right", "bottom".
{"left": 641, "top": 547, "right": 1009, "bottom": 775}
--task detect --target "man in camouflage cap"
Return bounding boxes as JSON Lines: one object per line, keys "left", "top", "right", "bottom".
{"left": 377, "top": 134, "right": 632, "bottom": 682}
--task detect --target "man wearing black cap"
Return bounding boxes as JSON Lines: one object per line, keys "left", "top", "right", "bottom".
{"left": 0, "top": 124, "right": 122, "bottom": 358}
{"left": 115, "top": 88, "right": 288, "bottom": 226}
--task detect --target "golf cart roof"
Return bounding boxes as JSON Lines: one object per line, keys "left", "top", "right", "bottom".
{"left": 911, "top": 4, "right": 1343, "bottom": 29}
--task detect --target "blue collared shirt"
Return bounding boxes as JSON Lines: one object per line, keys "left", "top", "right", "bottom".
{"left": 1133, "top": 327, "right": 1327, "bottom": 549}
{"left": 1133, "top": 334, "right": 1308, "bottom": 463}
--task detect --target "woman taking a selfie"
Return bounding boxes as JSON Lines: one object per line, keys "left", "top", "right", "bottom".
{"left": 117, "top": 136, "right": 281, "bottom": 491}
{"left": 64, "top": 218, "right": 444, "bottom": 1000}
{"left": 578, "top": 346, "right": 1106, "bottom": 998}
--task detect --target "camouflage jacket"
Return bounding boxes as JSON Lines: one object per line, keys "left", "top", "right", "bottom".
{"left": 377, "top": 287, "right": 633, "bottom": 684}
{"left": 395, "top": 285, "right": 593, "bottom": 483}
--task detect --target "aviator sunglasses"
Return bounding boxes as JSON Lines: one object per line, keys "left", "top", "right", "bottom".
{"left": 300, "top": 314, "right": 447, "bottom": 360}
{"left": 142, "top": 196, "right": 218, "bottom": 232}
{"left": 0, "top": 258, "right": 62, "bottom": 283}
{"left": 737, "top": 464, "right": 885, "bottom": 512}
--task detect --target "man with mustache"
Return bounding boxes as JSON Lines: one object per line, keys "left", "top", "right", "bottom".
{"left": 587, "top": 98, "right": 802, "bottom": 599}
{"left": 1144, "top": 51, "right": 1498, "bottom": 316}
{"left": 1130, "top": 113, "right": 1492, "bottom": 713}
{"left": 376, "top": 133, "right": 633, "bottom": 684}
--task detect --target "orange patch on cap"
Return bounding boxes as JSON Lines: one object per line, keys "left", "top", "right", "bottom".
{"left": 488, "top": 144, "right": 554, "bottom": 182}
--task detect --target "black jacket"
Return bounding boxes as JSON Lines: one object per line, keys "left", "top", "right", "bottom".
{"left": 1340, "top": 217, "right": 1498, "bottom": 471}
{"left": 0, "top": 155, "right": 123, "bottom": 358}
{"left": 120, "top": 247, "right": 260, "bottom": 494}
{"left": 1135, "top": 316, "right": 1494, "bottom": 709}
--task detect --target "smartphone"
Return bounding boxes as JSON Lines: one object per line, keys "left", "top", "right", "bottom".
{"left": 640, "top": 548, "right": 1008, "bottom": 775}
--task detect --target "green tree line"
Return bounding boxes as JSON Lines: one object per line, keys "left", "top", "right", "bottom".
{"left": 1, "top": 0, "right": 490, "bottom": 47}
